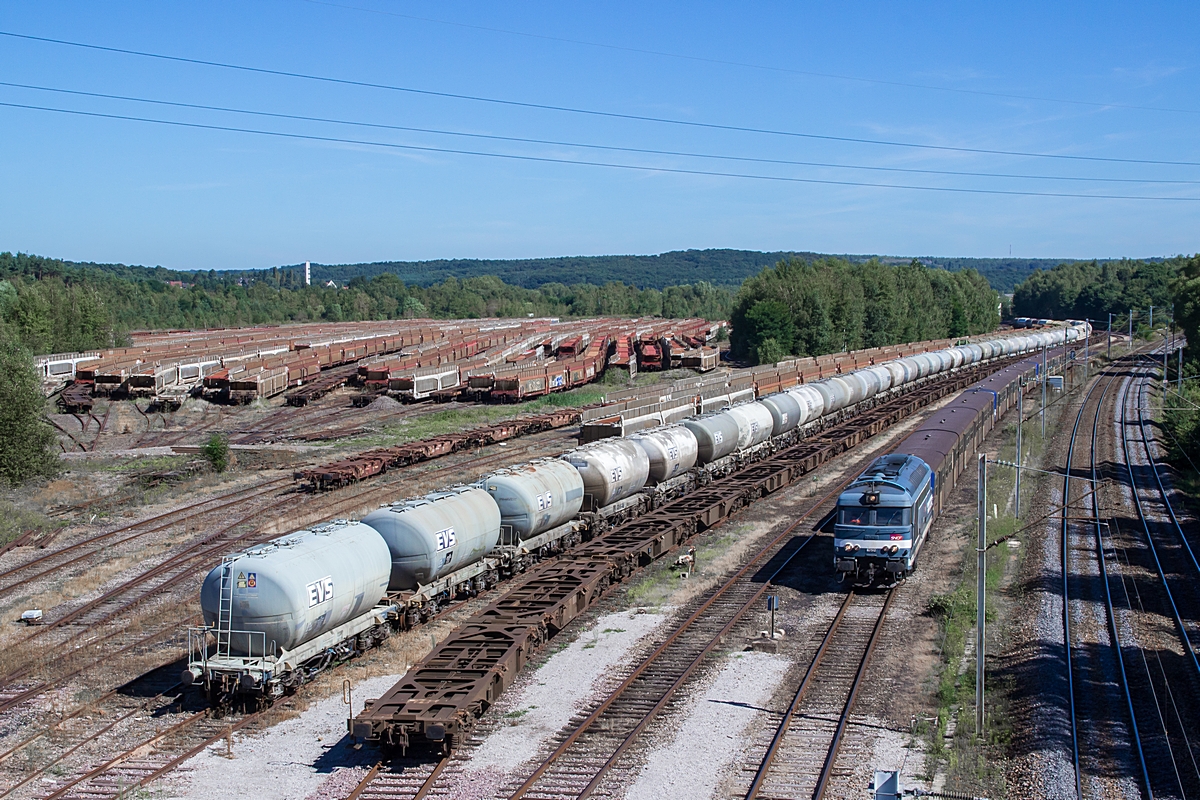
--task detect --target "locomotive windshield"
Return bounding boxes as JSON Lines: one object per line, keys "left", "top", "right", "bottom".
{"left": 874, "top": 508, "right": 908, "bottom": 526}
{"left": 839, "top": 507, "right": 871, "bottom": 525}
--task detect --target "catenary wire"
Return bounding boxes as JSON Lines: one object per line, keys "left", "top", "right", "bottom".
{"left": 3, "top": 99, "right": 1198, "bottom": 201}
{"left": 299, "top": 0, "right": 1200, "bottom": 117}
{"left": 3, "top": 29, "right": 1200, "bottom": 168}
{"left": 3, "top": 80, "right": 1196, "bottom": 186}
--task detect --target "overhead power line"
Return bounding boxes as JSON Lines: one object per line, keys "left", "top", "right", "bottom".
{"left": 2, "top": 99, "right": 1197, "bottom": 201}
{"left": 300, "top": 0, "right": 1200, "bottom": 117}
{"left": 4, "top": 80, "right": 1197, "bottom": 186}
{"left": 3, "top": 29, "right": 1199, "bottom": 168}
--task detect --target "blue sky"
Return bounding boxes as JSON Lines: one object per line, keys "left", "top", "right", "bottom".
{"left": 1, "top": 1, "right": 1197, "bottom": 271}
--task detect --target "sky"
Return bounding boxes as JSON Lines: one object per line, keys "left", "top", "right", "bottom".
{"left": 1, "top": 1, "right": 1198, "bottom": 271}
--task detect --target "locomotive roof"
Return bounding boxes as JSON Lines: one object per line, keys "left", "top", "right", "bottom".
{"left": 845, "top": 453, "right": 931, "bottom": 498}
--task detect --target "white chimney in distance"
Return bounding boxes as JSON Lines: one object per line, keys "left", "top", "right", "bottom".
{"left": 304, "top": 261, "right": 311, "bottom": 286}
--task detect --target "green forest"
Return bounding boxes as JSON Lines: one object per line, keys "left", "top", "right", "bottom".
{"left": 274, "top": 252, "right": 1097, "bottom": 293}
{"left": 729, "top": 258, "right": 1000, "bottom": 365}
{"left": 1011, "top": 258, "right": 1180, "bottom": 322}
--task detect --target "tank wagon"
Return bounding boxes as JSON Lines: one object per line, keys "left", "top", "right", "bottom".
{"left": 186, "top": 322, "right": 1089, "bottom": 701}
{"left": 829, "top": 344, "right": 1077, "bottom": 583}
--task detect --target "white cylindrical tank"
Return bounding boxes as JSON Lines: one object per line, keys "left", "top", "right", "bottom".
{"left": 684, "top": 412, "right": 742, "bottom": 463}
{"left": 862, "top": 365, "right": 892, "bottom": 395}
{"left": 361, "top": 487, "right": 502, "bottom": 591}
{"left": 882, "top": 360, "right": 909, "bottom": 389}
{"left": 839, "top": 373, "right": 870, "bottom": 405}
{"left": 787, "top": 385, "right": 825, "bottom": 427}
{"left": 563, "top": 438, "right": 651, "bottom": 507}
{"left": 727, "top": 402, "right": 774, "bottom": 449}
{"left": 479, "top": 459, "right": 584, "bottom": 540}
{"left": 810, "top": 380, "right": 844, "bottom": 413}
{"left": 631, "top": 425, "right": 699, "bottom": 482}
{"left": 200, "top": 521, "right": 391, "bottom": 655}
{"left": 760, "top": 392, "right": 803, "bottom": 437}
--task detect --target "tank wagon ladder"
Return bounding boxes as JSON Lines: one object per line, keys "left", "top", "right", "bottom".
{"left": 215, "top": 556, "right": 236, "bottom": 659}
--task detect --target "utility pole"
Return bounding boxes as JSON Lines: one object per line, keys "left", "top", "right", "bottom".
{"left": 1180, "top": 339, "right": 1185, "bottom": 392}
{"left": 1129, "top": 308, "right": 1134, "bottom": 352}
{"left": 1149, "top": 306, "right": 1153, "bottom": 330}
{"left": 1107, "top": 313, "right": 1113, "bottom": 360}
{"left": 1041, "top": 343, "right": 1048, "bottom": 439}
{"left": 1084, "top": 320, "right": 1090, "bottom": 382}
{"left": 1165, "top": 325, "right": 1171, "bottom": 386}
{"left": 1015, "top": 385, "right": 1023, "bottom": 519}
{"left": 976, "top": 453, "right": 987, "bottom": 735}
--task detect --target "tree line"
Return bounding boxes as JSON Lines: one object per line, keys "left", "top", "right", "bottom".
{"left": 729, "top": 257, "right": 1000, "bottom": 365}
{"left": 1011, "top": 258, "right": 1178, "bottom": 323}
{"left": 0, "top": 252, "right": 734, "bottom": 356}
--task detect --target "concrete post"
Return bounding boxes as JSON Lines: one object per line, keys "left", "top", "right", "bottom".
{"left": 976, "top": 453, "right": 987, "bottom": 735}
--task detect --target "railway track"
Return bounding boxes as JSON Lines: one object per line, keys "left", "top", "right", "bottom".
{"left": 2, "top": 355, "right": 1048, "bottom": 797}
{"left": 1058, "top": 354, "right": 1200, "bottom": 798}
{"left": 743, "top": 589, "right": 895, "bottom": 800}
{"left": 503, "top": 478, "right": 854, "bottom": 800}
{"left": 0, "top": 430, "right": 577, "bottom": 722}
{"left": 346, "top": 757, "right": 448, "bottom": 800}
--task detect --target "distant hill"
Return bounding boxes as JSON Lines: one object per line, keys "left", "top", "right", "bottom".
{"left": 15, "top": 248, "right": 1157, "bottom": 294}
{"left": 293, "top": 251, "right": 1115, "bottom": 293}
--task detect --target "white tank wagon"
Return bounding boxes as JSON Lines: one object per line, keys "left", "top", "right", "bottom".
{"left": 187, "top": 521, "right": 392, "bottom": 697}
{"left": 684, "top": 412, "right": 741, "bottom": 463}
{"left": 479, "top": 459, "right": 585, "bottom": 540}
{"left": 362, "top": 487, "right": 502, "bottom": 592}
{"left": 727, "top": 402, "right": 774, "bottom": 450}
{"left": 787, "top": 384, "right": 826, "bottom": 427}
{"left": 759, "top": 391, "right": 803, "bottom": 437}
{"left": 563, "top": 438, "right": 651, "bottom": 509}
{"left": 630, "top": 425, "right": 699, "bottom": 483}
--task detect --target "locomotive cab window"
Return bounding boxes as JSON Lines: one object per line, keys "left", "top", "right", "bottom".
{"left": 840, "top": 507, "right": 871, "bottom": 525}
{"left": 874, "top": 507, "right": 908, "bottom": 526}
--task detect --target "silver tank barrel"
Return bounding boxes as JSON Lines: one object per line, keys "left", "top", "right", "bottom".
{"left": 199, "top": 521, "right": 390, "bottom": 655}
{"left": 479, "top": 459, "right": 584, "bottom": 540}
{"left": 361, "top": 486, "right": 501, "bottom": 592}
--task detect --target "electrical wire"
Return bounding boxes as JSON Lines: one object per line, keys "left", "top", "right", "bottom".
{"left": 3, "top": 99, "right": 1198, "bottom": 201}
{"left": 3, "top": 29, "right": 1199, "bottom": 168}
{"left": 4, "top": 80, "right": 1197, "bottom": 186}
{"left": 299, "top": 0, "right": 1200, "bottom": 117}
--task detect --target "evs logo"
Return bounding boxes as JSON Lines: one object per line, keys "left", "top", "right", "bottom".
{"left": 435, "top": 528, "right": 457, "bottom": 551}
{"left": 307, "top": 576, "right": 334, "bottom": 608}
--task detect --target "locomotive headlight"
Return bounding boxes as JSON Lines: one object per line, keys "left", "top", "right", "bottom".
{"left": 890, "top": 545, "right": 899, "bottom": 554}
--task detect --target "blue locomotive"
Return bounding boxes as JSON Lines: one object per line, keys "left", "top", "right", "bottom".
{"left": 832, "top": 454, "right": 935, "bottom": 583}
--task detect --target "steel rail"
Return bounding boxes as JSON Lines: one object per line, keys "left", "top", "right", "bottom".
{"left": 1114, "top": 368, "right": 1196, "bottom": 796}
{"left": 1120, "top": 371, "right": 1200, "bottom": 679}
{"left": 1064, "top": 359, "right": 1149, "bottom": 798}
{"left": 0, "top": 475, "right": 293, "bottom": 585}
{"left": 507, "top": 475, "right": 856, "bottom": 800}
{"left": 1131, "top": 373, "right": 1200, "bottom": 576}
{"left": 744, "top": 590, "right": 857, "bottom": 799}
{"left": 346, "top": 756, "right": 448, "bottom": 800}
{"left": 0, "top": 681, "right": 185, "bottom": 799}
{"left": 812, "top": 588, "right": 897, "bottom": 800}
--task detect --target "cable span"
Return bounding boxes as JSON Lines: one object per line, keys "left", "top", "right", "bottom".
{"left": 3, "top": 99, "right": 1198, "bottom": 201}
{"left": 2, "top": 29, "right": 1199, "bottom": 168}
{"left": 2, "top": 80, "right": 1196, "bottom": 186}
